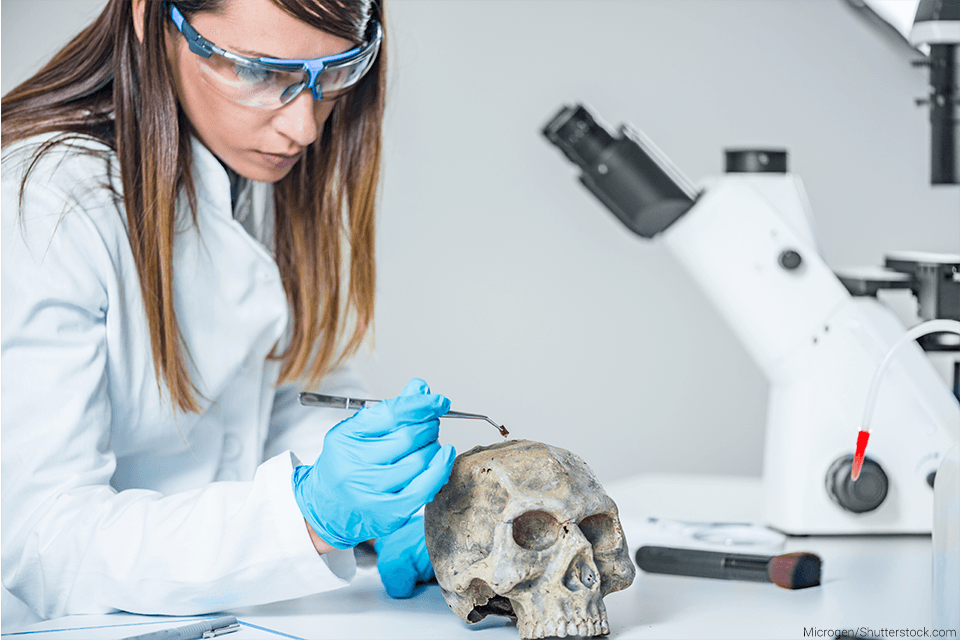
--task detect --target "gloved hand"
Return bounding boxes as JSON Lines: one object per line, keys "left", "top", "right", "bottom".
{"left": 374, "top": 514, "right": 434, "bottom": 598}
{"left": 292, "top": 378, "right": 455, "bottom": 549}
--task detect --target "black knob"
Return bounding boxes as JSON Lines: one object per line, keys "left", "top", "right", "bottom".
{"left": 779, "top": 249, "right": 803, "bottom": 270}
{"left": 825, "top": 455, "right": 889, "bottom": 513}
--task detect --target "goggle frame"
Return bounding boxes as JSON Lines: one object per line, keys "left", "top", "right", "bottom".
{"left": 167, "top": 3, "right": 382, "bottom": 106}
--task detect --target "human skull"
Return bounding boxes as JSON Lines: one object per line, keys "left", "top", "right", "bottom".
{"left": 424, "top": 439, "right": 635, "bottom": 639}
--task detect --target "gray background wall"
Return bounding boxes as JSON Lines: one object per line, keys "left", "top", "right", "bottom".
{"left": 4, "top": 0, "right": 957, "bottom": 484}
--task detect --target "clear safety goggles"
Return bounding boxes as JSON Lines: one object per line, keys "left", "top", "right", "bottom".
{"left": 168, "top": 3, "right": 382, "bottom": 109}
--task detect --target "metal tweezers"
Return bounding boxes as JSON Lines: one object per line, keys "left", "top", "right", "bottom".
{"left": 299, "top": 392, "right": 509, "bottom": 437}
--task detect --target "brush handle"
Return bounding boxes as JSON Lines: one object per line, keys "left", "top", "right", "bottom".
{"left": 636, "top": 546, "right": 771, "bottom": 583}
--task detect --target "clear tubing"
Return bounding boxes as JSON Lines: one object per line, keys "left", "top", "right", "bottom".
{"left": 852, "top": 319, "right": 960, "bottom": 481}
{"left": 860, "top": 319, "right": 960, "bottom": 433}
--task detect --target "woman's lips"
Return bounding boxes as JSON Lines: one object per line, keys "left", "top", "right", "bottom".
{"left": 258, "top": 151, "right": 302, "bottom": 169}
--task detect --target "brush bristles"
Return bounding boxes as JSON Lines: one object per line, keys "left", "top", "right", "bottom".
{"left": 767, "top": 552, "right": 822, "bottom": 589}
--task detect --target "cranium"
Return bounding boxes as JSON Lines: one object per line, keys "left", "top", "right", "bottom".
{"left": 424, "top": 439, "right": 635, "bottom": 639}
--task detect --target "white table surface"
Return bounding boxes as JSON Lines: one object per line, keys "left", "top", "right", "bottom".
{"left": 3, "top": 474, "right": 940, "bottom": 640}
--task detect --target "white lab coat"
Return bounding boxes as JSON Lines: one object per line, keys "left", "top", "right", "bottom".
{"left": 1, "top": 133, "right": 366, "bottom": 629}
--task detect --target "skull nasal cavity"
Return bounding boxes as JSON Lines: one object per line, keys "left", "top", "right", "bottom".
{"left": 512, "top": 510, "right": 560, "bottom": 551}
{"left": 564, "top": 555, "right": 598, "bottom": 592}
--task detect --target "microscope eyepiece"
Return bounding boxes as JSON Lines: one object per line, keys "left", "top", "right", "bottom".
{"left": 542, "top": 103, "right": 699, "bottom": 238}
{"left": 542, "top": 104, "right": 616, "bottom": 170}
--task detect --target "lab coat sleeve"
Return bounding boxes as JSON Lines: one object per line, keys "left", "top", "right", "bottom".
{"left": 1, "top": 179, "right": 350, "bottom": 620}
{"left": 264, "top": 360, "right": 370, "bottom": 465}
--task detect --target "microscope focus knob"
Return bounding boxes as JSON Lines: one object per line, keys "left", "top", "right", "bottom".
{"left": 825, "top": 455, "right": 889, "bottom": 513}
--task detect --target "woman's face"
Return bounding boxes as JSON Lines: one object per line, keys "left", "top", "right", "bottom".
{"left": 164, "top": 0, "right": 355, "bottom": 183}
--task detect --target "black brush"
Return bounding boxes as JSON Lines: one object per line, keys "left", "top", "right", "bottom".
{"left": 636, "top": 545, "right": 822, "bottom": 590}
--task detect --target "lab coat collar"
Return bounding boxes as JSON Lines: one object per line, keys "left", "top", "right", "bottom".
{"left": 189, "top": 137, "right": 233, "bottom": 220}
{"left": 189, "top": 138, "right": 259, "bottom": 223}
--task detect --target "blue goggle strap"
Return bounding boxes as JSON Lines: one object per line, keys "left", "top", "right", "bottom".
{"left": 169, "top": 4, "right": 216, "bottom": 59}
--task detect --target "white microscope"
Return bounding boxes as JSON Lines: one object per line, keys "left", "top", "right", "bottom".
{"left": 543, "top": 103, "right": 958, "bottom": 535}
{"left": 540, "top": 0, "right": 960, "bottom": 537}
{"left": 543, "top": 0, "right": 959, "bottom": 627}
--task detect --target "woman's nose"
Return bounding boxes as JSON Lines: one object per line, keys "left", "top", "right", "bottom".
{"left": 272, "top": 91, "right": 320, "bottom": 147}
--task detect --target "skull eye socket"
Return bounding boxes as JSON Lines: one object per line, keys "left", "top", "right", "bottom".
{"left": 512, "top": 510, "right": 560, "bottom": 551}
{"left": 579, "top": 513, "right": 618, "bottom": 552}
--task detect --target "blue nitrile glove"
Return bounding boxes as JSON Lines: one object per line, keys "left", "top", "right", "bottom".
{"left": 374, "top": 514, "right": 434, "bottom": 598}
{"left": 292, "top": 378, "right": 455, "bottom": 549}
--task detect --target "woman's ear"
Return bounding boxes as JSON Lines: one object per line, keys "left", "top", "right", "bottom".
{"left": 132, "top": 0, "right": 148, "bottom": 43}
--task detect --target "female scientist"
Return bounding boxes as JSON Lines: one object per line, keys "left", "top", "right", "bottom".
{"left": 0, "top": 0, "right": 453, "bottom": 627}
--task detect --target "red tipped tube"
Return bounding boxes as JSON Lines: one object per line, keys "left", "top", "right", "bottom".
{"left": 852, "top": 320, "right": 960, "bottom": 483}
{"left": 851, "top": 430, "right": 870, "bottom": 481}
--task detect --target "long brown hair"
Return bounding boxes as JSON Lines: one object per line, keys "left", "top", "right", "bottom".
{"left": 1, "top": 0, "right": 383, "bottom": 413}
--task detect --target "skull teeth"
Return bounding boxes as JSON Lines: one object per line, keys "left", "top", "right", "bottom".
{"left": 525, "top": 614, "right": 609, "bottom": 638}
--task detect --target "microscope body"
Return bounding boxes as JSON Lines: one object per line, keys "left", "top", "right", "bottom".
{"left": 543, "top": 104, "right": 959, "bottom": 534}
{"left": 659, "top": 176, "right": 958, "bottom": 534}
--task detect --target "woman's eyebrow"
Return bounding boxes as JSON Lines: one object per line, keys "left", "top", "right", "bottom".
{"left": 232, "top": 46, "right": 276, "bottom": 58}
{"left": 230, "top": 42, "right": 357, "bottom": 61}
